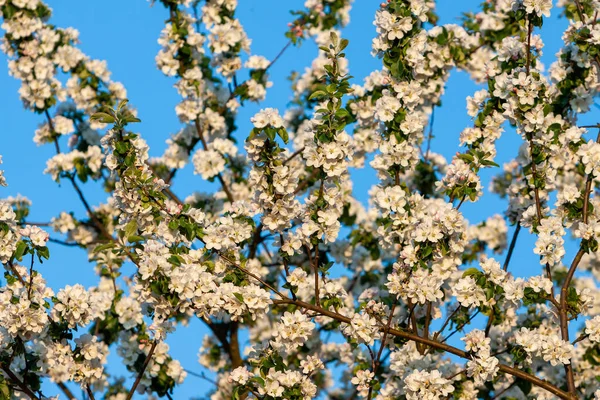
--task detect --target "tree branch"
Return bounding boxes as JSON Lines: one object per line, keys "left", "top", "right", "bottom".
{"left": 272, "top": 298, "right": 573, "bottom": 400}
{"left": 1, "top": 365, "right": 39, "bottom": 400}
{"left": 125, "top": 341, "right": 158, "bottom": 400}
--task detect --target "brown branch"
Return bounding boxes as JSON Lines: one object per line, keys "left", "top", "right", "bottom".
{"left": 582, "top": 130, "right": 600, "bottom": 224}
{"left": 442, "top": 309, "right": 480, "bottom": 343}
{"left": 423, "top": 302, "right": 432, "bottom": 342}
{"left": 279, "top": 234, "right": 297, "bottom": 301}
{"left": 213, "top": 247, "right": 286, "bottom": 299}
{"left": 45, "top": 109, "right": 61, "bottom": 154}
{"left": 1, "top": 365, "right": 39, "bottom": 399}
{"left": 271, "top": 298, "right": 574, "bottom": 400}
{"left": 125, "top": 341, "right": 158, "bottom": 400}
{"left": 524, "top": 18, "right": 544, "bottom": 227}
{"left": 314, "top": 245, "right": 321, "bottom": 308}
{"left": 56, "top": 382, "right": 76, "bottom": 400}
{"left": 229, "top": 322, "right": 243, "bottom": 369}
{"left": 26, "top": 253, "right": 34, "bottom": 299}
{"left": 528, "top": 142, "right": 544, "bottom": 224}
{"left": 556, "top": 129, "right": 600, "bottom": 396}
{"left": 573, "top": 0, "right": 586, "bottom": 21}
{"left": 559, "top": 248, "right": 585, "bottom": 396}
{"left": 433, "top": 306, "right": 461, "bottom": 341}
{"left": 248, "top": 224, "right": 264, "bottom": 259}
{"left": 368, "top": 302, "right": 398, "bottom": 399}
{"left": 294, "top": 168, "right": 321, "bottom": 194}
{"left": 304, "top": 243, "right": 320, "bottom": 307}
{"left": 6, "top": 261, "right": 26, "bottom": 285}
{"left": 503, "top": 223, "right": 521, "bottom": 271}
{"left": 265, "top": 40, "right": 292, "bottom": 71}
{"left": 48, "top": 237, "right": 80, "bottom": 247}
{"left": 492, "top": 381, "right": 517, "bottom": 400}
{"left": 283, "top": 147, "right": 305, "bottom": 165}
{"left": 572, "top": 333, "right": 589, "bottom": 345}
{"left": 85, "top": 385, "right": 96, "bottom": 400}
{"left": 485, "top": 223, "right": 522, "bottom": 336}
{"left": 456, "top": 195, "right": 466, "bottom": 210}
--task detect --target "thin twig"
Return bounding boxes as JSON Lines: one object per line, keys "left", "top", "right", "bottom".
{"left": 283, "top": 147, "right": 305, "bottom": 165}
{"left": 1, "top": 365, "right": 40, "bottom": 400}
{"left": 27, "top": 253, "right": 34, "bottom": 299}
{"left": 193, "top": 119, "right": 234, "bottom": 202}
{"left": 125, "top": 341, "right": 158, "bottom": 400}
{"left": 85, "top": 385, "right": 96, "bottom": 400}
{"left": 56, "top": 382, "right": 77, "bottom": 400}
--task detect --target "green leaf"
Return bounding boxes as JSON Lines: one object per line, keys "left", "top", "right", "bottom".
{"left": 90, "top": 112, "right": 115, "bottom": 124}
{"left": 124, "top": 220, "right": 138, "bottom": 238}
{"left": 93, "top": 243, "right": 114, "bottom": 253}
{"left": 117, "top": 99, "right": 129, "bottom": 112}
{"left": 335, "top": 108, "right": 350, "bottom": 118}
{"left": 329, "top": 31, "right": 338, "bottom": 46}
{"left": 36, "top": 246, "right": 50, "bottom": 262}
{"left": 462, "top": 267, "right": 480, "bottom": 278}
{"left": 13, "top": 241, "right": 28, "bottom": 261}
{"left": 480, "top": 159, "right": 499, "bottom": 167}
{"left": 127, "top": 235, "right": 145, "bottom": 243}
{"left": 0, "top": 377, "right": 9, "bottom": 400}
{"left": 232, "top": 386, "right": 240, "bottom": 400}
{"left": 122, "top": 115, "right": 141, "bottom": 124}
{"left": 339, "top": 38, "right": 349, "bottom": 51}
{"left": 278, "top": 128, "right": 289, "bottom": 144}
{"left": 308, "top": 90, "right": 327, "bottom": 100}
{"left": 233, "top": 293, "right": 244, "bottom": 303}
{"left": 167, "top": 255, "right": 182, "bottom": 266}
{"left": 515, "top": 377, "right": 532, "bottom": 395}
{"left": 168, "top": 219, "right": 179, "bottom": 230}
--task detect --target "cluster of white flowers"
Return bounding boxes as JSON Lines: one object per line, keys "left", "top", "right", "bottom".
{"left": 461, "top": 330, "right": 499, "bottom": 386}
{"left": 343, "top": 312, "right": 381, "bottom": 346}
{"left": 0, "top": 200, "right": 21, "bottom": 262}
{"left": 33, "top": 115, "right": 75, "bottom": 144}
{"left": 44, "top": 146, "right": 103, "bottom": 181}
{"left": 585, "top": 315, "right": 600, "bottom": 343}
{"left": 192, "top": 138, "right": 237, "bottom": 180}
{"left": 383, "top": 196, "right": 467, "bottom": 305}
{"left": 0, "top": 264, "right": 52, "bottom": 340}
{"left": 257, "top": 368, "right": 318, "bottom": 398}
{"left": 514, "top": 327, "right": 575, "bottom": 366}
{"left": 351, "top": 369, "right": 374, "bottom": 397}
{"left": 271, "top": 310, "right": 315, "bottom": 352}
{"left": 578, "top": 140, "right": 600, "bottom": 178}
{"left": 534, "top": 216, "right": 566, "bottom": 266}
{"left": 404, "top": 369, "right": 454, "bottom": 400}
{"left": 247, "top": 126, "right": 303, "bottom": 230}
{"left": 512, "top": 0, "right": 552, "bottom": 17}
{"left": 134, "top": 239, "right": 271, "bottom": 323}
{"left": 34, "top": 334, "right": 109, "bottom": 385}
{"left": 204, "top": 1, "right": 249, "bottom": 76}
{"left": 52, "top": 283, "right": 112, "bottom": 328}
{"left": 303, "top": 126, "right": 354, "bottom": 178}
{"left": 2, "top": 1, "right": 126, "bottom": 142}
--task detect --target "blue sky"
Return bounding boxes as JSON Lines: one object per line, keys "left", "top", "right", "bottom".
{"left": 0, "top": 1, "right": 595, "bottom": 398}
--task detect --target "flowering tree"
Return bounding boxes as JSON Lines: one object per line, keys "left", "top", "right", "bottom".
{"left": 0, "top": 0, "right": 600, "bottom": 399}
